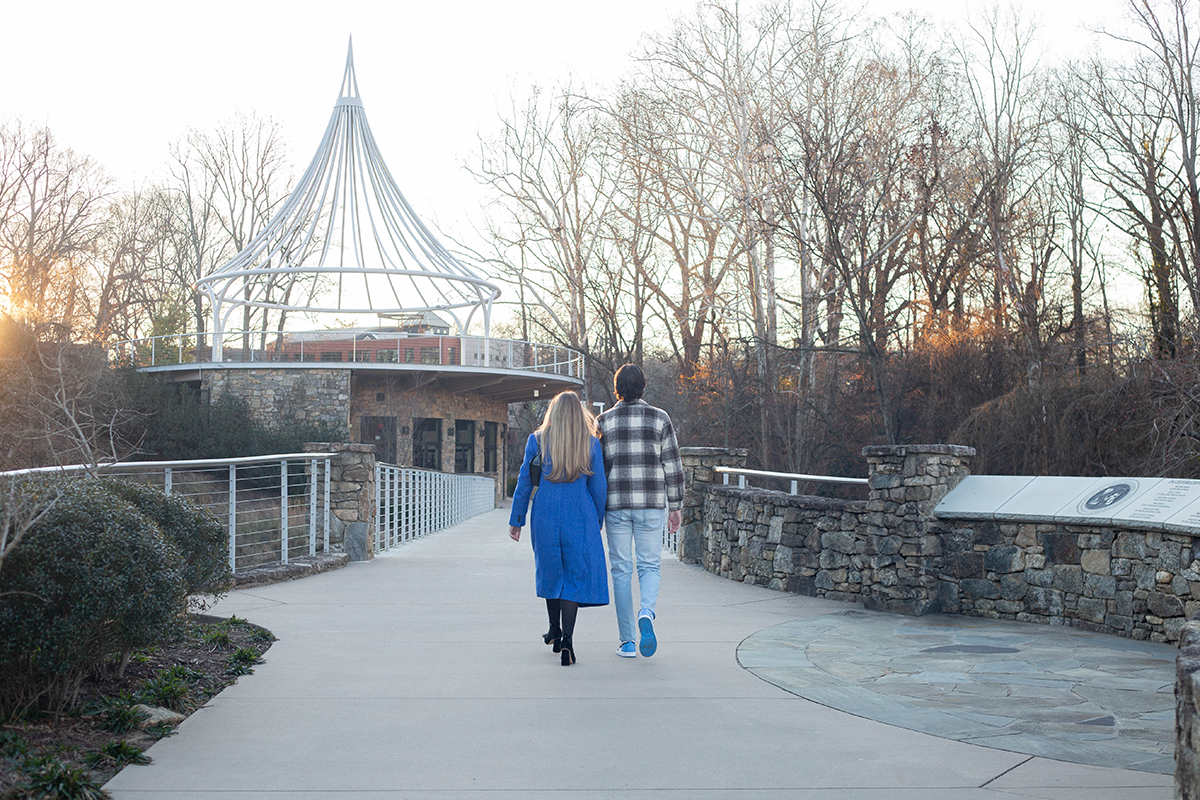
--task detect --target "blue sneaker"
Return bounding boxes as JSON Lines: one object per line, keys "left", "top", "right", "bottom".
{"left": 616, "top": 641, "right": 637, "bottom": 658}
{"left": 638, "top": 612, "right": 657, "bottom": 658}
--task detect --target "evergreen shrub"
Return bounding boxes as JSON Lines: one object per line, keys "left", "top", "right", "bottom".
{"left": 99, "top": 479, "right": 233, "bottom": 607}
{"left": 0, "top": 479, "right": 186, "bottom": 718}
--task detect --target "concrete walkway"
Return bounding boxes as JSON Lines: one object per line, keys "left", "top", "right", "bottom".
{"left": 105, "top": 507, "right": 1175, "bottom": 799}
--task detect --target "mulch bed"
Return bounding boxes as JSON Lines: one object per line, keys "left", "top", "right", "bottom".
{"left": 0, "top": 614, "right": 274, "bottom": 798}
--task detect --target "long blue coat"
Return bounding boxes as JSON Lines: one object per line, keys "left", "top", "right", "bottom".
{"left": 509, "top": 434, "right": 609, "bottom": 607}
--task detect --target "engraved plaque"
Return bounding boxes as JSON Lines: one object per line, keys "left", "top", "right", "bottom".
{"left": 1054, "top": 478, "right": 1160, "bottom": 526}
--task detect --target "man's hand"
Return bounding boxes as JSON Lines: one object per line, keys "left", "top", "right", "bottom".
{"left": 668, "top": 509, "right": 682, "bottom": 533}
{"left": 509, "top": 525, "right": 522, "bottom": 542}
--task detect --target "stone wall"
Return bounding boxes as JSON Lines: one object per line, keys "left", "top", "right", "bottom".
{"left": 694, "top": 445, "right": 972, "bottom": 616}
{"left": 304, "top": 442, "right": 376, "bottom": 561}
{"left": 1177, "top": 613, "right": 1200, "bottom": 800}
{"left": 937, "top": 520, "right": 1200, "bottom": 643}
{"left": 689, "top": 445, "right": 1200, "bottom": 641}
{"left": 678, "top": 447, "right": 747, "bottom": 564}
{"left": 204, "top": 368, "right": 350, "bottom": 430}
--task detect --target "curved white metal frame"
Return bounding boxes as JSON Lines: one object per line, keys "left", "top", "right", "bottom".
{"left": 196, "top": 41, "right": 501, "bottom": 360}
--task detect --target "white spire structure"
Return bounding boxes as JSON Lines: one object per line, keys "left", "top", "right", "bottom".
{"left": 198, "top": 40, "right": 500, "bottom": 360}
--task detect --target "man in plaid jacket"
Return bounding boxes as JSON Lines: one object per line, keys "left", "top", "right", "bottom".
{"left": 596, "top": 364, "right": 684, "bottom": 658}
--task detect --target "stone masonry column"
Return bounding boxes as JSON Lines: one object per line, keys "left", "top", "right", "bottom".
{"left": 304, "top": 442, "right": 377, "bottom": 562}
{"left": 1178, "top": 612, "right": 1200, "bottom": 800}
{"left": 678, "top": 447, "right": 748, "bottom": 564}
{"left": 859, "top": 444, "right": 975, "bottom": 615}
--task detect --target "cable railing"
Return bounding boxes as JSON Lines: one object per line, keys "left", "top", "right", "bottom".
{"left": 110, "top": 330, "right": 584, "bottom": 379}
{"left": 374, "top": 464, "right": 495, "bottom": 552}
{"left": 715, "top": 466, "right": 869, "bottom": 495}
{"left": 2, "top": 453, "right": 335, "bottom": 573}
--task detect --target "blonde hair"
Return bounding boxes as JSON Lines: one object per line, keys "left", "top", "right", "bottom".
{"left": 536, "top": 391, "right": 596, "bottom": 483}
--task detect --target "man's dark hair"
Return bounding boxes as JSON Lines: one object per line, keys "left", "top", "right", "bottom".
{"left": 614, "top": 363, "right": 646, "bottom": 401}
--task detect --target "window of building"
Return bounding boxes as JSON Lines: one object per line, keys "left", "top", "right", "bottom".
{"left": 483, "top": 421, "right": 498, "bottom": 473}
{"left": 412, "top": 418, "right": 441, "bottom": 470}
{"left": 320, "top": 351, "right": 343, "bottom": 362}
{"left": 455, "top": 420, "right": 475, "bottom": 473}
{"left": 448, "top": 347, "right": 459, "bottom": 365}
{"left": 377, "top": 349, "right": 398, "bottom": 363}
{"left": 353, "top": 349, "right": 370, "bottom": 362}
{"left": 420, "top": 347, "right": 439, "bottom": 364}
{"left": 404, "top": 348, "right": 415, "bottom": 363}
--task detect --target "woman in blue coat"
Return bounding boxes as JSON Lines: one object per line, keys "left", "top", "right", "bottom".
{"left": 509, "top": 390, "right": 608, "bottom": 666}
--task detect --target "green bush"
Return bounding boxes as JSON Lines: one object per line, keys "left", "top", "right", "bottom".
{"left": 0, "top": 479, "right": 186, "bottom": 719}
{"left": 11, "top": 756, "right": 107, "bottom": 800}
{"left": 99, "top": 480, "right": 232, "bottom": 608}
{"left": 135, "top": 666, "right": 200, "bottom": 713}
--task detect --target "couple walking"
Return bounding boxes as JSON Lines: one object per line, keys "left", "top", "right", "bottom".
{"left": 508, "top": 364, "right": 684, "bottom": 666}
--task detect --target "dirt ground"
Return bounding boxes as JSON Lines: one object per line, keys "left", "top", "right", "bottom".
{"left": 0, "top": 615, "right": 274, "bottom": 798}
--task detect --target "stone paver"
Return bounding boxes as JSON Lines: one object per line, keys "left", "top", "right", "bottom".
{"left": 104, "top": 507, "right": 1174, "bottom": 799}
{"left": 740, "top": 611, "right": 1176, "bottom": 774}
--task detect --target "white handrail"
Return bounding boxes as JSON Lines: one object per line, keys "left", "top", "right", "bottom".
{"left": 715, "top": 466, "right": 868, "bottom": 494}
{"left": 0, "top": 452, "right": 339, "bottom": 477}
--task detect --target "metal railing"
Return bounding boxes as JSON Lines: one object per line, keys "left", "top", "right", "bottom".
{"left": 374, "top": 464, "right": 495, "bottom": 552}
{"left": 663, "top": 513, "right": 678, "bottom": 553}
{"left": 111, "top": 330, "right": 584, "bottom": 379}
{"left": 2, "top": 453, "right": 335, "bottom": 573}
{"left": 715, "top": 466, "right": 869, "bottom": 494}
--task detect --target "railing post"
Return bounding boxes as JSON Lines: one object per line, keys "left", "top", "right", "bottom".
{"left": 281, "top": 460, "right": 289, "bottom": 565}
{"left": 228, "top": 465, "right": 237, "bottom": 572}
{"left": 791, "top": 480, "right": 798, "bottom": 495}
{"left": 323, "top": 459, "right": 331, "bottom": 553}
{"left": 738, "top": 474, "right": 745, "bottom": 488}
{"left": 164, "top": 467, "right": 172, "bottom": 495}
{"left": 392, "top": 466, "right": 399, "bottom": 547}
{"left": 375, "top": 463, "right": 382, "bottom": 553}
{"left": 309, "top": 457, "right": 318, "bottom": 556}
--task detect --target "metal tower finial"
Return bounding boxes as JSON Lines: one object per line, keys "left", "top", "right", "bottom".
{"left": 339, "top": 37, "right": 360, "bottom": 100}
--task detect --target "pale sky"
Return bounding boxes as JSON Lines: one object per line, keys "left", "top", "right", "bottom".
{"left": 2, "top": 0, "right": 1129, "bottom": 250}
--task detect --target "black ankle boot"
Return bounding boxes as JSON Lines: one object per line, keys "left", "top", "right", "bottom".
{"left": 560, "top": 635, "right": 576, "bottom": 666}
{"left": 543, "top": 626, "right": 562, "bottom": 652}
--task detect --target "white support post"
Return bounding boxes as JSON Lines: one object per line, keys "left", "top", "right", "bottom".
{"left": 791, "top": 480, "right": 798, "bottom": 495}
{"left": 309, "top": 457, "right": 318, "bottom": 556}
{"left": 323, "top": 459, "right": 331, "bottom": 553}
{"left": 375, "top": 464, "right": 382, "bottom": 552}
{"left": 228, "top": 465, "right": 237, "bottom": 572}
{"left": 164, "top": 467, "right": 172, "bottom": 495}
{"left": 391, "top": 467, "right": 399, "bottom": 547}
{"left": 281, "top": 461, "right": 289, "bottom": 565}
{"left": 738, "top": 474, "right": 746, "bottom": 488}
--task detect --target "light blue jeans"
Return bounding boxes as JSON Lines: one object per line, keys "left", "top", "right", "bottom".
{"left": 605, "top": 507, "right": 665, "bottom": 644}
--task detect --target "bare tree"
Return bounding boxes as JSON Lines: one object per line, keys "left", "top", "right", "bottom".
{"left": 167, "top": 112, "right": 292, "bottom": 352}
{"left": 0, "top": 122, "right": 111, "bottom": 338}
{"left": 473, "top": 87, "right": 620, "bottom": 396}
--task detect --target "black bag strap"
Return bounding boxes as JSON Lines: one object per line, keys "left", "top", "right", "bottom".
{"left": 530, "top": 432, "right": 543, "bottom": 488}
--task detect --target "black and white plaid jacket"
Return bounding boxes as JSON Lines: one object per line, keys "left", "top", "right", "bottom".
{"left": 596, "top": 399, "right": 685, "bottom": 512}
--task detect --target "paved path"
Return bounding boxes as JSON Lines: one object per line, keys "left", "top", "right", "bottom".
{"left": 106, "top": 507, "right": 1175, "bottom": 799}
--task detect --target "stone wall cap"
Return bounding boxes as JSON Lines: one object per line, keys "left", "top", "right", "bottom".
{"left": 680, "top": 447, "right": 749, "bottom": 456}
{"left": 707, "top": 484, "right": 866, "bottom": 511}
{"left": 861, "top": 444, "right": 976, "bottom": 457}
{"left": 304, "top": 442, "right": 376, "bottom": 454}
